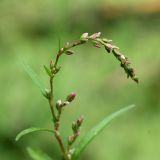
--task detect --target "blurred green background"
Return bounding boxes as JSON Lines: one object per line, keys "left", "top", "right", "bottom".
{"left": 0, "top": 0, "right": 160, "bottom": 160}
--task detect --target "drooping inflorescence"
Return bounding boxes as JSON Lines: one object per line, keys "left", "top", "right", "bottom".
{"left": 80, "top": 32, "right": 139, "bottom": 83}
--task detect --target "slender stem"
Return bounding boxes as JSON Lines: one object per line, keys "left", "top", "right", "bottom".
{"left": 54, "top": 40, "right": 85, "bottom": 68}
{"left": 48, "top": 76, "right": 56, "bottom": 120}
{"left": 48, "top": 40, "right": 87, "bottom": 160}
{"left": 48, "top": 75, "right": 67, "bottom": 159}
{"left": 54, "top": 52, "right": 62, "bottom": 68}
{"left": 55, "top": 128, "right": 66, "bottom": 155}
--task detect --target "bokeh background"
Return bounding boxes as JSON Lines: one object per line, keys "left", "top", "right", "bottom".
{"left": 0, "top": 0, "right": 160, "bottom": 160}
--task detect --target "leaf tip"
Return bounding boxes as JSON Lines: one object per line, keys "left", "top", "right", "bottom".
{"left": 15, "top": 135, "right": 20, "bottom": 142}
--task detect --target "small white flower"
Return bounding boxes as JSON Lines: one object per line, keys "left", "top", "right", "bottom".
{"left": 57, "top": 100, "right": 62, "bottom": 106}
{"left": 63, "top": 101, "right": 70, "bottom": 106}
{"left": 90, "top": 32, "right": 101, "bottom": 39}
{"left": 120, "top": 55, "right": 125, "bottom": 60}
{"left": 81, "top": 33, "right": 88, "bottom": 38}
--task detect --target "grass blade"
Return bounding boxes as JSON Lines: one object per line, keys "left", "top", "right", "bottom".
{"left": 15, "top": 127, "right": 54, "bottom": 142}
{"left": 22, "top": 59, "right": 46, "bottom": 95}
{"left": 27, "top": 147, "right": 53, "bottom": 160}
{"left": 72, "top": 104, "right": 135, "bottom": 160}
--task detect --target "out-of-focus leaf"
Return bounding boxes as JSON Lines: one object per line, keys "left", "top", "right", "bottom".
{"left": 27, "top": 147, "right": 53, "bottom": 160}
{"left": 72, "top": 104, "right": 135, "bottom": 160}
{"left": 15, "top": 127, "right": 54, "bottom": 142}
{"left": 22, "top": 59, "right": 46, "bottom": 95}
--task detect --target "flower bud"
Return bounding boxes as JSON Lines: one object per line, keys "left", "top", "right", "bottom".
{"left": 65, "top": 50, "right": 75, "bottom": 55}
{"left": 60, "top": 48, "right": 64, "bottom": 52}
{"left": 90, "top": 32, "right": 101, "bottom": 39}
{"left": 72, "top": 121, "right": 77, "bottom": 132}
{"left": 105, "top": 44, "right": 119, "bottom": 53}
{"left": 95, "top": 43, "right": 101, "bottom": 48}
{"left": 65, "top": 42, "right": 70, "bottom": 48}
{"left": 81, "top": 32, "right": 88, "bottom": 38}
{"left": 68, "top": 135, "right": 74, "bottom": 144}
{"left": 66, "top": 92, "right": 76, "bottom": 102}
{"left": 77, "top": 116, "right": 84, "bottom": 127}
{"left": 120, "top": 55, "right": 126, "bottom": 60}
{"left": 80, "top": 33, "right": 89, "bottom": 42}
{"left": 50, "top": 60, "right": 54, "bottom": 69}
{"left": 63, "top": 101, "right": 70, "bottom": 106}
{"left": 56, "top": 100, "right": 62, "bottom": 110}
{"left": 102, "top": 38, "right": 112, "bottom": 43}
{"left": 105, "top": 43, "right": 112, "bottom": 53}
{"left": 53, "top": 66, "right": 61, "bottom": 74}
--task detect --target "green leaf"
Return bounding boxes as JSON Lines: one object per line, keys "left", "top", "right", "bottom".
{"left": 15, "top": 127, "right": 54, "bottom": 142}
{"left": 44, "top": 65, "right": 52, "bottom": 77}
{"left": 72, "top": 104, "right": 135, "bottom": 160}
{"left": 22, "top": 59, "right": 46, "bottom": 95}
{"left": 27, "top": 147, "right": 53, "bottom": 160}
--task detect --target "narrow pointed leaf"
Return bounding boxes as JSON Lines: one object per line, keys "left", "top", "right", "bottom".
{"left": 44, "top": 65, "right": 52, "bottom": 77}
{"left": 22, "top": 60, "right": 46, "bottom": 95}
{"left": 27, "top": 147, "right": 53, "bottom": 160}
{"left": 15, "top": 127, "right": 54, "bottom": 142}
{"left": 72, "top": 104, "right": 135, "bottom": 160}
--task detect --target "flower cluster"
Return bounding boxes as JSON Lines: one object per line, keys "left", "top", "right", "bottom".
{"left": 68, "top": 116, "right": 84, "bottom": 146}
{"left": 80, "top": 32, "right": 138, "bottom": 83}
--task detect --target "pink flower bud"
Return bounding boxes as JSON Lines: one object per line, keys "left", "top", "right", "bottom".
{"left": 105, "top": 43, "right": 119, "bottom": 53}
{"left": 50, "top": 60, "right": 54, "bottom": 69}
{"left": 80, "top": 33, "right": 89, "bottom": 42}
{"left": 56, "top": 100, "right": 62, "bottom": 110}
{"left": 77, "top": 116, "right": 84, "bottom": 127}
{"left": 81, "top": 33, "right": 88, "bottom": 38}
{"left": 66, "top": 92, "right": 76, "bottom": 102}
{"left": 95, "top": 43, "right": 101, "bottom": 48}
{"left": 90, "top": 32, "right": 101, "bottom": 39}
{"left": 65, "top": 50, "right": 75, "bottom": 55}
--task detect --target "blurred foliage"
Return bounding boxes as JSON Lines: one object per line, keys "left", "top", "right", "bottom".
{"left": 0, "top": 0, "right": 160, "bottom": 160}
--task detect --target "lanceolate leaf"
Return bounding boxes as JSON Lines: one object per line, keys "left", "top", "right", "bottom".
{"left": 44, "top": 65, "right": 52, "bottom": 77}
{"left": 72, "top": 104, "right": 135, "bottom": 160}
{"left": 27, "top": 147, "right": 53, "bottom": 160}
{"left": 15, "top": 127, "right": 54, "bottom": 142}
{"left": 22, "top": 59, "right": 46, "bottom": 95}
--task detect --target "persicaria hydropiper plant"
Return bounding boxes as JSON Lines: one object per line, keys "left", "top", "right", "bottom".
{"left": 16, "top": 32, "right": 138, "bottom": 160}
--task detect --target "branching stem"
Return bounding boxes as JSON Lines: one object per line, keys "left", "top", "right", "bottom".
{"left": 45, "top": 32, "right": 138, "bottom": 160}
